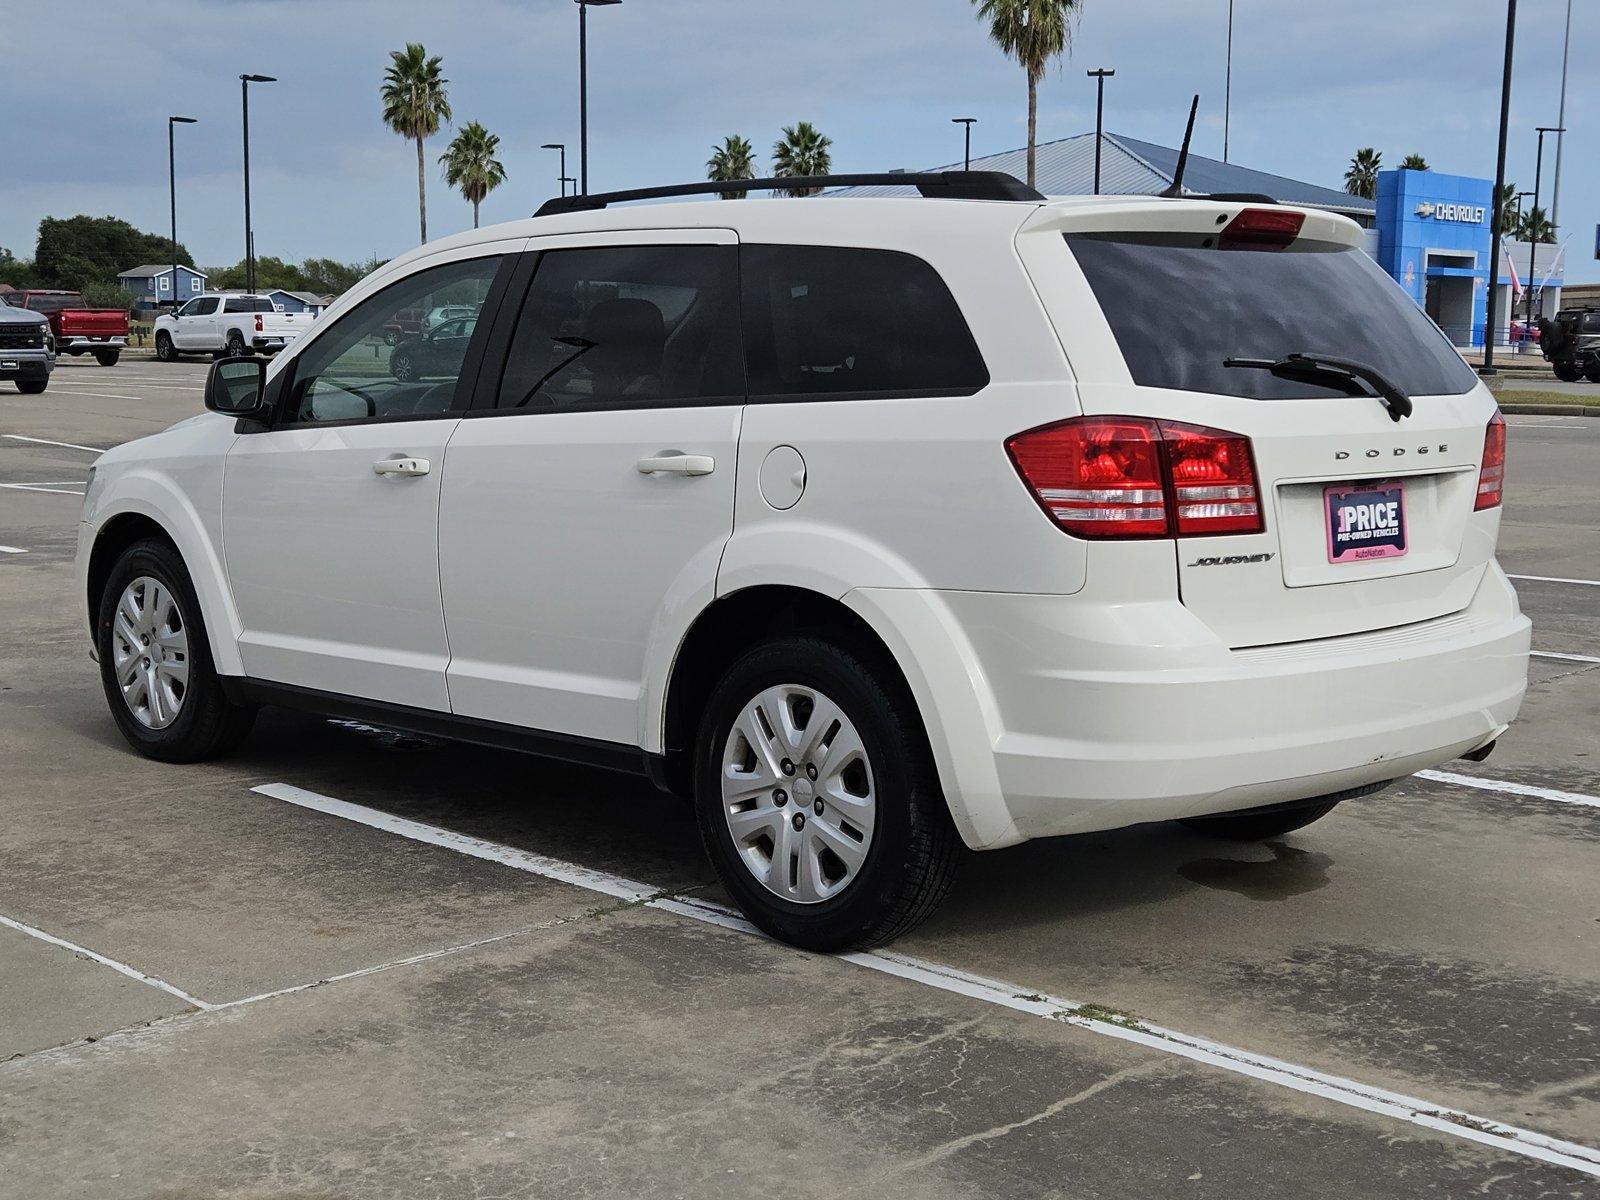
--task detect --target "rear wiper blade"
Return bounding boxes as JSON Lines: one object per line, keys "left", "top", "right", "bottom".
{"left": 1224, "top": 352, "right": 1414, "bottom": 422}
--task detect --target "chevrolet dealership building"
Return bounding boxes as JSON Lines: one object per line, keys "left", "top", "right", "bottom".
{"left": 844, "top": 132, "right": 1564, "bottom": 349}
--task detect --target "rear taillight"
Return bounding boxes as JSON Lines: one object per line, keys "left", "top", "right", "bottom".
{"left": 1006, "top": 417, "right": 1264, "bottom": 539}
{"left": 254, "top": 314, "right": 264, "bottom": 333}
{"left": 1474, "top": 411, "right": 1506, "bottom": 510}
{"left": 1218, "top": 207, "right": 1305, "bottom": 250}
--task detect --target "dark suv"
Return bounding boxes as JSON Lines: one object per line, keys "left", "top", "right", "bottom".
{"left": 1539, "top": 308, "right": 1600, "bottom": 383}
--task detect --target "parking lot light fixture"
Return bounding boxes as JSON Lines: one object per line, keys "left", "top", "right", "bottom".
{"left": 1087, "top": 69, "right": 1115, "bottom": 194}
{"left": 241, "top": 74, "right": 277, "bottom": 296}
{"left": 542, "top": 143, "right": 568, "bottom": 196}
{"left": 952, "top": 118, "right": 976, "bottom": 171}
{"left": 1526, "top": 125, "right": 1565, "bottom": 334}
{"left": 168, "top": 117, "right": 197, "bottom": 315}
{"left": 576, "top": 0, "right": 621, "bottom": 195}
{"left": 1479, "top": 0, "right": 1515, "bottom": 376}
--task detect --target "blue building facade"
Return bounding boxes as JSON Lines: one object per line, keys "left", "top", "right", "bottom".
{"left": 1374, "top": 169, "right": 1492, "bottom": 347}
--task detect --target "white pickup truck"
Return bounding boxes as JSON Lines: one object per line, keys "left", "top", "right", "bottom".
{"left": 153, "top": 294, "right": 314, "bottom": 361}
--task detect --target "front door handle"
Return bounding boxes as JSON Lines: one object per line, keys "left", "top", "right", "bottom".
{"left": 373, "top": 457, "right": 430, "bottom": 477}
{"left": 636, "top": 452, "right": 715, "bottom": 477}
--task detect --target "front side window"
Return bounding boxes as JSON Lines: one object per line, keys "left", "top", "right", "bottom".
{"left": 192, "top": 297, "right": 220, "bottom": 316}
{"left": 175, "top": 298, "right": 201, "bottom": 317}
{"left": 741, "top": 244, "right": 988, "bottom": 401}
{"left": 281, "top": 256, "right": 501, "bottom": 426}
{"left": 496, "top": 244, "right": 742, "bottom": 410}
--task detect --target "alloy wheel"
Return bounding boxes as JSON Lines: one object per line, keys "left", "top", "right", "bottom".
{"left": 111, "top": 575, "right": 189, "bottom": 729}
{"left": 720, "top": 683, "right": 877, "bottom": 904}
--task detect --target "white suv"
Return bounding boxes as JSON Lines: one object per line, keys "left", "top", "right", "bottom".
{"left": 76, "top": 173, "right": 1530, "bottom": 950}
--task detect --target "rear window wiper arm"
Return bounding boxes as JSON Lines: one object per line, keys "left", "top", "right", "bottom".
{"left": 1224, "top": 353, "right": 1414, "bottom": 422}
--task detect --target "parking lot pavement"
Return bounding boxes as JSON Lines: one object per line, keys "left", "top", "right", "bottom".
{"left": 3, "top": 367, "right": 1599, "bottom": 1196}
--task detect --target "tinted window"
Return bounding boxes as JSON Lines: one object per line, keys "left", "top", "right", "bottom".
{"left": 741, "top": 245, "right": 987, "bottom": 400}
{"left": 224, "top": 297, "right": 274, "bottom": 314}
{"left": 496, "top": 245, "right": 742, "bottom": 410}
{"left": 192, "top": 297, "right": 220, "bottom": 316}
{"left": 282, "top": 256, "right": 501, "bottom": 426}
{"left": 1065, "top": 233, "right": 1477, "bottom": 400}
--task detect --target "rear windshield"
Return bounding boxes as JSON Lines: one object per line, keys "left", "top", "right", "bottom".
{"left": 22, "top": 294, "right": 85, "bottom": 314}
{"left": 1065, "top": 233, "right": 1477, "bottom": 400}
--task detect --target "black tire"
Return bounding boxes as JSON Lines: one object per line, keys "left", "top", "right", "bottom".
{"left": 155, "top": 331, "right": 178, "bottom": 362}
{"left": 1584, "top": 361, "right": 1600, "bottom": 385}
{"left": 225, "top": 330, "right": 247, "bottom": 358}
{"left": 1178, "top": 781, "right": 1391, "bottom": 841}
{"left": 94, "top": 350, "right": 120, "bottom": 367}
{"left": 16, "top": 378, "right": 48, "bottom": 395}
{"left": 1553, "top": 360, "right": 1582, "bottom": 383}
{"left": 384, "top": 328, "right": 402, "bottom": 347}
{"left": 96, "top": 537, "right": 256, "bottom": 762}
{"left": 391, "top": 348, "right": 417, "bottom": 382}
{"left": 693, "top": 636, "right": 961, "bottom": 952}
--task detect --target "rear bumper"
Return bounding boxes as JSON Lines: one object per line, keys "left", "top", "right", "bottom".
{"left": 856, "top": 562, "right": 1529, "bottom": 849}
{"left": 59, "top": 335, "right": 126, "bottom": 349}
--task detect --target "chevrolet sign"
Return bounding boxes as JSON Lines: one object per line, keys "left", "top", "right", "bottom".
{"left": 1415, "top": 201, "right": 1486, "bottom": 224}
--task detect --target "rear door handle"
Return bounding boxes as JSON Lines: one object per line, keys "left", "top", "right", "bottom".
{"left": 636, "top": 452, "right": 715, "bottom": 477}
{"left": 373, "top": 457, "right": 430, "bottom": 477}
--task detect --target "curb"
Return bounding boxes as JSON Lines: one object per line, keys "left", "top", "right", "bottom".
{"left": 1500, "top": 402, "right": 1600, "bottom": 417}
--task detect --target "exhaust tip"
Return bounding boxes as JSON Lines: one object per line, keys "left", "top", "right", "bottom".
{"left": 1462, "top": 739, "right": 1497, "bottom": 763}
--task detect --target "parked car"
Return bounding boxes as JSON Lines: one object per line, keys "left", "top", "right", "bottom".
{"left": 381, "top": 307, "right": 424, "bottom": 346}
{"left": 389, "top": 316, "right": 477, "bottom": 382}
{"left": 4, "top": 289, "right": 128, "bottom": 366}
{"left": 420, "top": 304, "right": 477, "bottom": 335}
{"left": 77, "top": 178, "right": 1530, "bottom": 951}
{"left": 1538, "top": 308, "right": 1600, "bottom": 383}
{"left": 153, "top": 294, "right": 314, "bottom": 361}
{"left": 0, "top": 298, "right": 55, "bottom": 393}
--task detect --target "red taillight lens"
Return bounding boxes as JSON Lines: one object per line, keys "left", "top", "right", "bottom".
{"left": 1219, "top": 207, "right": 1305, "bottom": 250}
{"left": 254, "top": 313, "right": 264, "bottom": 333}
{"left": 1475, "top": 411, "right": 1506, "bottom": 510}
{"left": 1006, "top": 417, "right": 1264, "bottom": 539}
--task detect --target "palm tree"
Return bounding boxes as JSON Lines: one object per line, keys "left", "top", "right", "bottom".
{"left": 772, "top": 123, "right": 833, "bottom": 197}
{"left": 1518, "top": 205, "right": 1554, "bottom": 244}
{"left": 1399, "top": 153, "right": 1429, "bottom": 171}
{"left": 1344, "top": 147, "right": 1381, "bottom": 199}
{"left": 381, "top": 43, "right": 452, "bottom": 244}
{"left": 1495, "top": 182, "right": 1521, "bottom": 234}
{"left": 707, "top": 135, "right": 758, "bottom": 199}
{"left": 973, "top": 0, "right": 1079, "bottom": 189}
{"left": 439, "top": 121, "right": 507, "bottom": 229}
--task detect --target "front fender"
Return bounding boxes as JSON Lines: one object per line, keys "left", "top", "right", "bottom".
{"left": 82, "top": 469, "right": 243, "bottom": 677}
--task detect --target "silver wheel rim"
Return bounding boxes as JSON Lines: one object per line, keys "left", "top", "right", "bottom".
{"left": 720, "top": 683, "right": 876, "bottom": 905}
{"left": 111, "top": 576, "right": 189, "bottom": 730}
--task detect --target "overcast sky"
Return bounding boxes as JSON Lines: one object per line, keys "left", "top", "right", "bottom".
{"left": 6, "top": 0, "right": 1595, "bottom": 282}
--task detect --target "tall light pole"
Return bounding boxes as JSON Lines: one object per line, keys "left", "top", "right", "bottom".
{"left": 1087, "top": 68, "right": 1114, "bottom": 194}
{"left": 168, "top": 116, "right": 196, "bottom": 313}
{"left": 1479, "top": 0, "right": 1515, "bottom": 375}
{"left": 541, "top": 143, "right": 568, "bottom": 196}
{"left": 560, "top": 175, "right": 578, "bottom": 197}
{"left": 1550, "top": 0, "right": 1573, "bottom": 235}
{"left": 576, "top": 0, "right": 621, "bottom": 195}
{"left": 240, "top": 73, "right": 276, "bottom": 296}
{"left": 1223, "top": 0, "right": 1234, "bottom": 162}
{"left": 1526, "top": 124, "right": 1564, "bottom": 334}
{"left": 952, "top": 118, "right": 976, "bottom": 171}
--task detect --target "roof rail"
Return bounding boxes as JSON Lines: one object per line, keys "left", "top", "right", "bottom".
{"left": 535, "top": 171, "right": 1045, "bottom": 216}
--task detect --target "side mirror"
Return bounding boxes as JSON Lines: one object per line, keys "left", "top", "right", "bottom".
{"left": 205, "top": 357, "right": 267, "bottom": 418}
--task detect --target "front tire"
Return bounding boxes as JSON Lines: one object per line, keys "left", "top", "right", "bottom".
{"left": 16, "top": 378, "right": 47, "bottom": 395}
{"left": 694, "top": 636, "right": 961, "bottom": 952}
{"left": 1584, "top": 360, "right": 1600, "bottom": 385}
{"left": 154, "top": 332, "right": 178, "bottom": 362}
{"left": 96, "top": 538, "right": 256, "bottom": 762}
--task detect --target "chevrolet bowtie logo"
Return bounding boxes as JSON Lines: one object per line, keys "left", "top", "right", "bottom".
{"left": 1415, "top": 202, "right": 1437, "bottom": 218}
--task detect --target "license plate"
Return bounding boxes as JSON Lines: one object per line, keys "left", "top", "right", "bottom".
{"left": 1326, "top": 482, "right": 1407, "bottom": 563}
{"left": 0, "top": 360, "right": 17, "bottom": 371}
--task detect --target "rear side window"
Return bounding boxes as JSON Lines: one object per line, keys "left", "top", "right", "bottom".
{"left": 224, "top": 297, "right": 274, "bottom": 314}
{"left": 1065, "top": 233, "right": 1477, "bottom": 400}
{"left": 496, "top": 244, "right": 742, "bottom": 410}
{"left": 741, "top": 245, "right": 988, "bottom": 401}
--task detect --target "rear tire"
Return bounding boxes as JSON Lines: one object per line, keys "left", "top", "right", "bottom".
{"left": 16, "top": 379, "right": 47, "bottom": 395}
{"left": 94, "top": 350, "right": 120, "bottom": 367}
{"left": 96, "top": 537, "right": 256, "bottom": 762}
{"left": 693, "top": 636, "right": 961, "bottom": 952}
{"left": 1553, "top": 360, "right": 1583, "bottom": 383}
{"left": 1584, "top": 360, "right": 1600, "bottom": 385}
{"left": 225, "top": 330, "right": 247, "bottom": 358}
{"left": 155, "top": 332, "right": 178, "bottom": 362}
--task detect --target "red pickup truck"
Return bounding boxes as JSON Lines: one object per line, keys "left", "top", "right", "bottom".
{"left": 4, "top": 290, "right": 129, "bottom": 366}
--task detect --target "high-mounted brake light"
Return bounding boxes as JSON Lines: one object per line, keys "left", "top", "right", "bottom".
{"left": 1219, "top": 207, "right": 1305, "bottom": 250}
{"left": 1474, "top": 411, "right": 1506, "bottom": 511}
{"left": 1006, "top": 417, "right": 1264, "bottom": 539}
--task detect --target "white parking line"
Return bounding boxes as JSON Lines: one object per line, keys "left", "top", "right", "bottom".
{"left": 29, "top": 389, "right": 146, "bottom": 402}
{"left": 2, "top": 434, "right": 105, "bottom": 454}
{"left": 1531, "top": 650, "right": 1600, "bottom": 665}
{"left": 1510, "top": 574, "right": 1600, "bottom": 587}
{"left": 0, "top": 483, "right": 86, "bottom": 496}
{"left": 0, "top": 913, "right": 212, "bottom": 1011}
{"left": 251, "top": 780, "right": 1600, "bottom": 1179}
{"left": 0, "top": 545, "right": 26, "bottom": 555}
{"left": 1416, "top": 769, "right": 1600, "bottom": 811}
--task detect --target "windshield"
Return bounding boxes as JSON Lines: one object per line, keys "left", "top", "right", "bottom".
{"left": 1065, "top": 233, "right": 1477, "bottom": 400}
